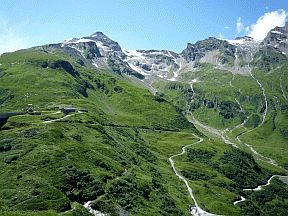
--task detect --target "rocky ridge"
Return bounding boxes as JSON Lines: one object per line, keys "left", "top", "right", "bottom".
{"left": 48, "top": 22, "right": 288, "bottom": 88}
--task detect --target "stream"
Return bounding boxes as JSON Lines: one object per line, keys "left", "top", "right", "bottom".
{"left": 280, "top": 70, "right": 288, "bottom": 101}
{"left": 84, "top": 201, "right": 109, "bottom": 216}
{"left": 43, "top": 111, "right": 82, "bottom": 123}
{"left": 233, "top": 175, "right": 286, "bottom": 205}
{"left": 169, "top": 135, "right": 220, "bottom": 216}
{"left": 188, "top": 60, "right": 287, "bottom": 207}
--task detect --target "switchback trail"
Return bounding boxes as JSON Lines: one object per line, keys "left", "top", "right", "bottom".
{"left": 169, "top": 134, "right": 220, "bottom": 216}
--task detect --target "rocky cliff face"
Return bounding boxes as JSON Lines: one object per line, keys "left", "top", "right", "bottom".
{"left": 261, "top": 22, "right": 288, "bottom": 56}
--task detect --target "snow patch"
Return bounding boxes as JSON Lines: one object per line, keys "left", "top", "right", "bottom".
{"left": 92, "top": 60, "right": 98, "bottom": 68}
{"left": 167, "top": 77, "right": 176, "bottom": 81}
{"left": 122, "top": 48, "right": 144, "bottom": 59}
{"left": 168, "top": 51, "right": 177, "bottom": 63}
{"left": 271, "top": 30, "right": 284, "bottom": 35}
{"left": 96, "top": 41, "right": 110, "bottom": 51}
{"left": 76, "top": 38, "right": 94, "bottom": 43}
{"left": 127, "top": 62, "right": 150, "bottom": 75}
{"left": 149, "top": 51, "right": 163, "bottom": 55}
{"left": 62, "top": 38, "right": 95, "bottom": 44}
{"left": 223, "top": 39, "right": 244, "bottom": 45}
{"left": 70, "top": 46, "right": 84, "bottom": 57}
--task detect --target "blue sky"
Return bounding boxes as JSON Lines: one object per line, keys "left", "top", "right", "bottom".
{"left": 0, "top": 0, "right": 287, "bottom": 54}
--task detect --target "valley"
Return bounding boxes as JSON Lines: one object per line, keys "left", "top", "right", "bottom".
{"left": 1, "top": 22, "right": 288, "bottom": 215}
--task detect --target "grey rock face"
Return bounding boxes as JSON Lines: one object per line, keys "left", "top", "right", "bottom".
{"left": 261, "top": 22, "right": 288, "bottom": 56}
{"left": 38, "top": 23, "right": 288, "bottom": 89}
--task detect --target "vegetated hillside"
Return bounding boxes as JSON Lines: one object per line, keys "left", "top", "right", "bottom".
{"left": 237, "top": 53, "right": 288, "bottom": 169}
{"left": 0, "top": 48, "right": 195, "bottom": 131}
{"left": 1, "top": 25, "right": 288, "bottom": 216}
{"left": 156, "top": 43, "right": 288, "bottom": 170}
{"left": 0, "top": 48, "right": 204, "bottom": 215}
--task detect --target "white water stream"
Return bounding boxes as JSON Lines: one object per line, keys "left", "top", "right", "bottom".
{"left": 84, "top": 201, "right": 109, "bottom": 216}
{"left": 280, "top": 71, "right": 288, "bottom": 101}
{"left": 243, "top": 175, "right": 283, "bottom": 191}
{"left": 233, "top": 175, "right": 286, "bottom": 206}
{"left": 43, "top": 111, "right": 82, "bottom": 123}
{"left": 169, "top": 135, "right": 220, "bottom": 216}
{"left": 188, "top": 60, "right": 287, "bottom": 207}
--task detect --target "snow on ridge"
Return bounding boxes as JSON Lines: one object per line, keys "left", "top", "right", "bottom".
{"left": 96, "top": 41, "right": 110, "bottom": 51}
{"left": 167, "top": 77, "right": 176, "bottom": 81}
{"left": 271, "top": 30, "right": 284, "bottom": 35}
{"left": 221, "top": 38, "right": 244, "bottom": 45}
{"left": 62, "top": 38, "right": 95, "bottom": 44}
{"left": 127, "top": 62, "right": 150, "bottom": 76}
{"left": 76, "top": 38, "right": 95, "bottom": 43}
{"left": 149, "top": 51, "right": 163, "bottom": 55}
{"left": 92, "top": 59, "right": 98, "bottom": 68}
{"left": 122, "top": 48, "right": 144, "bottom": 59}
{"left": 219, "top": 37, "right": 261, "bottom": 46}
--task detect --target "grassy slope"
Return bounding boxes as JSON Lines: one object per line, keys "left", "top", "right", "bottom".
{"left": 0, "top": 48, "right": 203, "bottom": 215}
{"left": 238, "top": 61, "right": 288, "bottom": 169}
{"left": 152, "top": 55, "right": 288, "bottom": 215}
{"left": 1, "top": 45, "right": 288, "bottom": 216}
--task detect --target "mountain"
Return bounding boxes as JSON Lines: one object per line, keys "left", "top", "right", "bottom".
{"left": 261, "top": 21, "right": 288, "bottom": 55}
{"left": 0, "top": 23, "right": 288, "bottom": 216}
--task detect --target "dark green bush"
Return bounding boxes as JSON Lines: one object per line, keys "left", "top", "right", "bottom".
{"left": 4, "top": 155, "right": 19, "bottom": 164}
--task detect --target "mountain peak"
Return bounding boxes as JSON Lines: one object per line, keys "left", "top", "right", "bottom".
{"left": 90, "top": 32, "right": 109, "bottom": 39}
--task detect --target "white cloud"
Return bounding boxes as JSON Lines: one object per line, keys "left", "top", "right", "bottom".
{"left": 248, "top": 9, "right": 288, "bottom": 40}
{"left": 219, "top": 33, "right": 224, "bottom": 39}
{"left": 245, "top": 26, "right": 250, "bottom": 33}
{"left": 236, "top": 17, "right": 244, "bottom": 33}
{"left": 225, "top": 26, "right": 229, "bottom": 29}
{"left": 266, "top": 7, "right": 269, "bottom": 10}
{"left": 0, "top": 21, "right": 26, "bottom": 55}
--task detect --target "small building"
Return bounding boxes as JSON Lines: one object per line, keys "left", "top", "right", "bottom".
{"left": 28, "top": 104, "right": 33, "bottom": 112}
{"left": 61, "top": 108, "right": 76, "bottom": 114}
